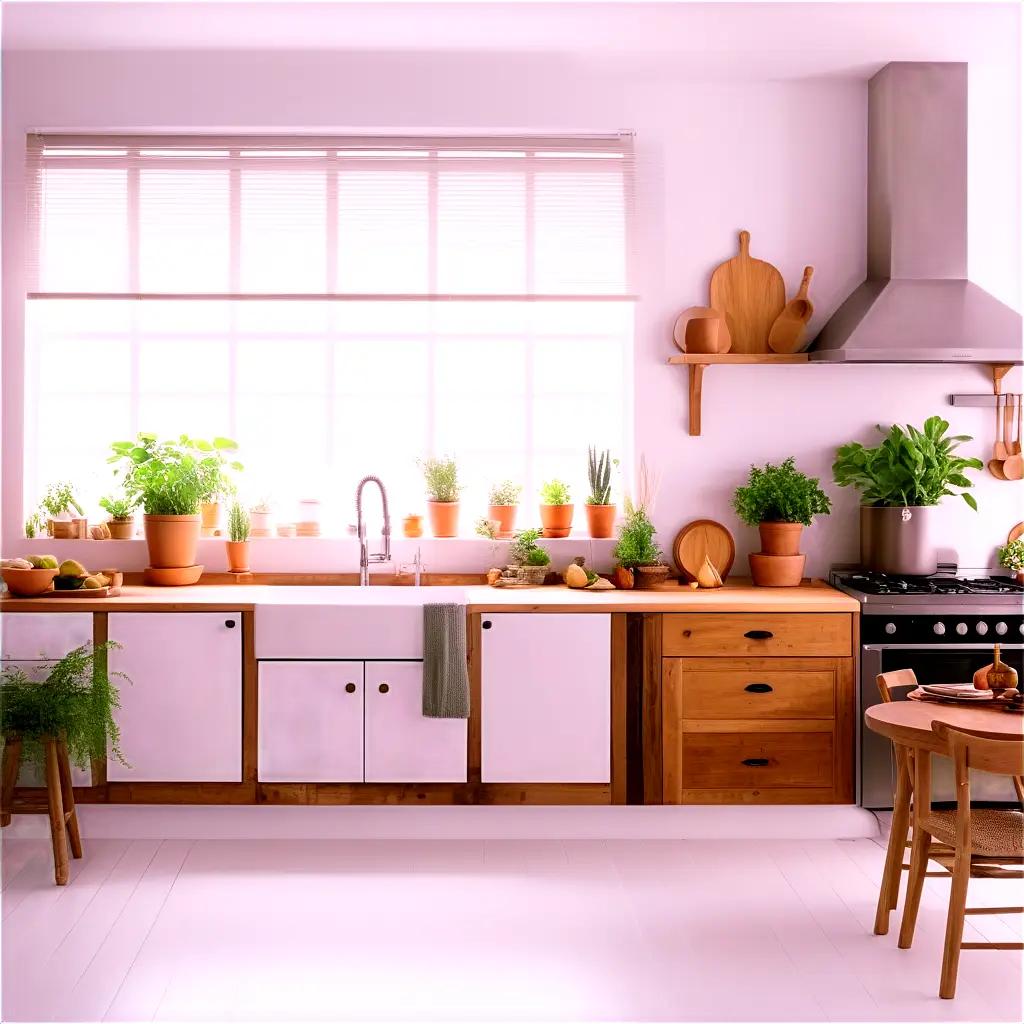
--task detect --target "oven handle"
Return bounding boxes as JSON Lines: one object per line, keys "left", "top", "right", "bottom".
{"left": 863, "top": 643, "right": 1024, "bottom": 651}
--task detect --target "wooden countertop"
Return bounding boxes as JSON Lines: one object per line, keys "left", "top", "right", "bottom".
{"left": 0, "top": 578, "right": 860, "bottom": 614}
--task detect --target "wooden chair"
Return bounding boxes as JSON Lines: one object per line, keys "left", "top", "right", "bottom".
{"left": 898, "top": 723, "right": 1024, "bottom": 999}
{"left": 873, "top": 670, "right": 953, "bottom": 934}
{"left": 0, "top": 734, "right": 83, "bottom": 885}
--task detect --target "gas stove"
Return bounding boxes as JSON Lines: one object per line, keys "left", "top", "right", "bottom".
{"left": 830, "top": 567, "right": 1024, "bottom": 644}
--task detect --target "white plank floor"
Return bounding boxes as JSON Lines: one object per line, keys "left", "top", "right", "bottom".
{"left": 2, "top": 815, "right": 1021, "bottom": 1022}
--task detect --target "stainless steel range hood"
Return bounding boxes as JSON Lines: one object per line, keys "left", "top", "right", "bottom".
{"left": 810, "top": 62, "right": 1022, "bottom": 364}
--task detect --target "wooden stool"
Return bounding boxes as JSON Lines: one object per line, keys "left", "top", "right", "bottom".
{"left": 1, "top": 735, "right": 83, "bottom": 885}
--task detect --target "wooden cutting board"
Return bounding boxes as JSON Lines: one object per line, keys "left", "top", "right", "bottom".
{"left": 709, "top": 230, "right": 786, "bottom": 353}
{"left": 672, "top": 519, "right": 736, "bottom": 583}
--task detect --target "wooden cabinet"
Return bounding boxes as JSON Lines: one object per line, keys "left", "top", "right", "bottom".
{"left": 258, "top": 661, "right": 364, "bottom": 782}
{"left": 481, "top": 613, "right": 611, "bottom": 783}
{"left": 364, "top": 662, "right": 467, "bottom": 783}
{"left": 107, "top": 612, "right": 243, "bottom": 782}
{"left": 661, "top": 614, "right": 855, "bottom": 804}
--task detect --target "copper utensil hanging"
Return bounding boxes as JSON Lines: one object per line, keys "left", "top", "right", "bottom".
{"left": 1003, "top": 395, "right": 1023, "bottom": 481}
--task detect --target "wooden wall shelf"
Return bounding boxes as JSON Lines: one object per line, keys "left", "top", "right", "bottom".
{"left": 667, "top": 353, "right": 810, "bottom": 436}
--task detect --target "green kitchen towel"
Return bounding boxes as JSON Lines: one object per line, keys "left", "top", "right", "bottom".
{"left": 422, "top": 603, "right": 470, "bottom": 719}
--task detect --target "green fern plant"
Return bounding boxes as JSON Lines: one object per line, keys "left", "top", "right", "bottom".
{"left": 540, "top": 479, "right": 571, "bottom": 506}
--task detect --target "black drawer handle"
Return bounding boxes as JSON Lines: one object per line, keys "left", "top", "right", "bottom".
{"left": 742, "top": 758, "right": 770, "bottom": 767}
{"left": 225, "top": 619, "right": 236, "bottom": 629}
{"left": 744, "top": 630, "right": 774, "bottom": 640}
{"left": 744, "top": 683, "right": 774, "bottom": 693}
{"left": 482, "top": 620, "right": 492, "bottom": 630}
{"left": 345, "top": 682, "right": 356, "bottom": 694}
{"left": 378, "top": 683, "right": 389, "bottom": 694}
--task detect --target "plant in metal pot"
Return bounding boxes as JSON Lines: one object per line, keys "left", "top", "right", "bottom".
{"left": 539, "top": 478, "right": 573, "bottom": 538}
{"left": 487, "top": 480, "right": 522, "bottom": 539}
{"left": 0, "top": 642, "right": 129, "bottom": 778}
{"left": 584, "top": 447, "right": 618, "bottom": 539}
{"left": 109, "top": 433, "right": 224, "bottom": 573}
{"left": 226, "top": 501, "right": 251, "bottom": 573}
{"left": 833, "top": 416, "right": 983, "bottom": 575}
{"left": 419, "top": 455, "right": 463, "bottom": 537}
{"left": 99, "top": 493, "right": 138, "bottom": 540}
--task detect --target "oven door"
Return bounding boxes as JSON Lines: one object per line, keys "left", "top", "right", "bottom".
{"left": 860, "top": 643, "right": 1023, "bottom": 809}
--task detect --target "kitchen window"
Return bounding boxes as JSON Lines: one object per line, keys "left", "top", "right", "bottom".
{"left": 23, "top": 134, "right": 636, "bottom": 529}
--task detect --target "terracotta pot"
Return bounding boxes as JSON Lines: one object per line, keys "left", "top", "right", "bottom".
{"left": 539, "top": 504, "right": 574, "bottom": 539}
{"left": 144, "top": 514, "right": 201, "bottom": 569}
{"left": 487, "top": 504, "right": 518, "bottom": 539}
{"left": 758, "top": 521, "right": 804, "bottom": 556}
{"left": 226, "top": 540, "right": 250, "bottom": 573}
{"left": 107, "top": 517, "right": 135, "bottom": 540}
{"left": 613, "top": 565, "right": 634, "bottom": 590}
{"left": 684, "top": 317, "right": 721, "bottom": 354}
{"left": 585, "top": 504, "right": 616, "bottom": 539}
{"left": 634, "top": 564, "right": 670, "bottom": 590}
{"left": 749, "top": 552, "right": 806, "bottom": 587}
{"left": 250, "top": 511, "right": 273, "bottom": 537}
{"left": 427, "top": 501, "right": 460, "bottom": 538}
{"left": 403, "top": 514, "right": 424, "bottom": 538}
{"left": 200, "top": 501, "right": 221, "bottom": 535}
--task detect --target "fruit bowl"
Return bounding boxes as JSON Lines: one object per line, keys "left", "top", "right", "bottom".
{"left": 1, "top": 567, "right": 58, "bottom": 596}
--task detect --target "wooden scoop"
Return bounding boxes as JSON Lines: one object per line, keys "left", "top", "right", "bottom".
{"left": 989, "top": 394, "right": 1008, "bottom": 479}
{"left": 1003, "top": 395, "right": 1023, "bottom": 481}
{"left": 768, "top": 266, "right": 815, "bottom": 353}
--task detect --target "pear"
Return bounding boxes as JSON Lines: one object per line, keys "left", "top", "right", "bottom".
{"left": 58, "top": 558, "right": 87, "bottom": 577}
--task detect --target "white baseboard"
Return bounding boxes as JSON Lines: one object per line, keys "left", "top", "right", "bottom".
{"left": 3, "top": 803, "right": 880, "bottom": 841}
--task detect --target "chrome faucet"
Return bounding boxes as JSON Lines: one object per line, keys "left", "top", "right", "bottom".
{"left": 355, "top": 476, "right": 391, "bottom": 586}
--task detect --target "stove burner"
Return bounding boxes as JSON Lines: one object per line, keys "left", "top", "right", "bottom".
{"left": 842, "top": 572, "right": 1024, "bottom": 597}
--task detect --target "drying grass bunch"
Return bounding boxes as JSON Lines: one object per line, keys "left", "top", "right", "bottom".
{"left": 0, "top": 643, "right": 128, "bottom": 770}
{"left": 419, "top": 456, "right": 462, "bottom": 503}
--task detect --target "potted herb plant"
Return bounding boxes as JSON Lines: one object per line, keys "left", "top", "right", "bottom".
{"left": 194, "top": 438, "right": 243, "bottom": 536}
{"left": 420, "top": 456, "right": 462, "bottom": 537}
{"left": 732, "top": 457, "right": 831, "bottom": 587}
{"left": 487, "top": 480, "right": 522, "bottom": 539}
{"left": 0, "top": 642, "right": 128, "bottom": 782}
{"left": 226, "top": 501, "right": 251, "bottom": 573}
{"left": 833, "top": 416, "right": 982, "bottom": 576}
{"left": 39, "top": 481, "right": 84, "bottom": 538}
{"left": 99, "top": 494, "right": 138, "bottom": 540}
{"left": 998, "top": 537, "right": 1024, "bottom": 584}
{"left": 613, "top": 499, "right": 667, "bottom": 589}
{"left": 539, "top": 479, "right": 573, "bottom": 538}
{"left": 508, "top": 527, "right": 551, "bottom": 585}
{"left": 585, "top": 447, "right": 617, "bottom": 538}
{"left": 109, "top": 433, "right": 226, "bottom": 572}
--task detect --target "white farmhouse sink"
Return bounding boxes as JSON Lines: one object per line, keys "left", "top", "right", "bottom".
{"left": 254, "top": 586, "right": 468, "bottom": 660}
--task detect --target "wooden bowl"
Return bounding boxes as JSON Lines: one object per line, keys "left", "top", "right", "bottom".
{"left": 1, "top": 567, "right": 58, "bottom": 596}
{"left": 143, "top": 564, "right": 204, "bottom": 586}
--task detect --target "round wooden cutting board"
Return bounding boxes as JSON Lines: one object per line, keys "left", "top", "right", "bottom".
{"left": 1008, "top": 521, "right": 1024, "bottom": 545}
{"left": 672, "top": 519, "right": 736, "bottom": 582}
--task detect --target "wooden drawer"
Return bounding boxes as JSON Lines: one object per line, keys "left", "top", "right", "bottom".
{"left": 681, "top": 728, "right": 834, "bottom": 789}
{"left": 662, "top": 613, "right": 850, "bottom": 658}
{"left": 671, "top": 658, "right": 835, "bottom": 720}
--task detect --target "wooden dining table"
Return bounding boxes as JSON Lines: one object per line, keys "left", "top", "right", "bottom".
{"left": 864, "top": 696, "right": 1024, "bottom": 936}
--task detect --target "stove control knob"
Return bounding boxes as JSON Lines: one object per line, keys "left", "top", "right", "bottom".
{"left": 933, "top": 622, "right": 946, "bottom": 636}
{"left": 955, "top": 622, "right": 968, "bottom": 636}
{"left": 995, "top": 621, "right": 1008, "bottom": 636}
{"left": 976, "top": 621, "right": 989, "bottom": 636}
{"left": 884, "top": 622, "right": 897, "bottom": 635}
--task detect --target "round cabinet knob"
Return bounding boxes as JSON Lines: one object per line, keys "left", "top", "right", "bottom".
{"left": 955, "top": 622, "right": 968, "bottom": 636}
{"left": 976, "top": 621, "right": 989, "bottom": 636}
{"left": 225, "top": 619, "right": 236, "bottom": 629}
{"left": 378, "top": 683, "right": 389, "bottom": 694}
{"left": 995, "top": 621, "right": 1008, "bottom": 636}
{"left": 345, "top": 682, "right": 356, "bottom": 694}
{"left": 884, "top": 622, "right": 897, "bottom": 635}
{"left": 933, "top": 622, "right": 946, "bottom": 636}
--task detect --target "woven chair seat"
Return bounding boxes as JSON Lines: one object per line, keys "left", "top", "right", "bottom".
{"left": 923, "top": 808, "right": 1024, "bottom": 858}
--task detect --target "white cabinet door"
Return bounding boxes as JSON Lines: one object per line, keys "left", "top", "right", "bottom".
{"left": 258, "top": 661, "right": 364, "bottom": 782}
{"left": 481, "top": 613, "right": 611, "bottom": 783}
{"left": 1, "top": 612, "right": 94, "bottom": 662}
{"left": 364, "top": 662, "right": 467, "bottom": 783}
{"left": 107, "top": 612, "right": 242, "bottom": 782}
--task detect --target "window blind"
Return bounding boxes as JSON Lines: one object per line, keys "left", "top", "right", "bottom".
{"left": 26, "top": 133, "right": 636, "bottom": 300}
